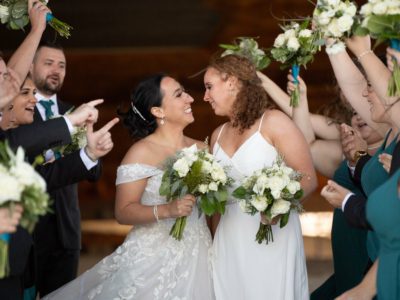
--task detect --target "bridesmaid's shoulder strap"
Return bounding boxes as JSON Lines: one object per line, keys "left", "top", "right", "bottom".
{"left": 216, "top": 123, "right": 227, "bottom": 143}
{"left": 257, "top": 112, "right": 266, "bottom": 132}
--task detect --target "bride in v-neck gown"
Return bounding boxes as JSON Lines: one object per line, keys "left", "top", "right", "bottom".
{"left": 203, "top": 55, "right": 317, "bottom": 300}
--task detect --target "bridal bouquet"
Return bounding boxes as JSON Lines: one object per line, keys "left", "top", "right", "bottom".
{"left": 219, "top": 37, "right": 271, "bottom": 70}
{"left": 56, "top": 126, "right": 87, "bottom": 156}
{"left": 271, "top": 21, "right": 321, "bottom": 106}
{"left": 0, "top": 141, "right": 50, "bottom": 278}
{"left": 232, "top": 155, "right": 303, "bottom": 244}
{"left": 355, "top": 0, "right": 400, "bottom": 96}
{"left": 159, "top": 144, "right": 232, "bottom": 240}
{"left": 313, "top": 0, "right": 357, "bottom": 55}
{"left": 0, "top": 0, "right": 72, "bottom": 38}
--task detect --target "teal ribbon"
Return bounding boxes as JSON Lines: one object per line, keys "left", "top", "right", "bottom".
{"left": 292, "top": 65, "right": 300, "bottom": 84}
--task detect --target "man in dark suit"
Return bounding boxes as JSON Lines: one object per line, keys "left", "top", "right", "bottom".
{"left": 25, "top": 41, "right": 115, "bottom": 297}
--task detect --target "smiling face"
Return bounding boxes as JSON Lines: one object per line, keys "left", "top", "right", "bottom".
{"left": 31, "top": 46, "right": 66, "bottom": 97}
{"left": 156, "top": 76, "right": 194, "bottom": 127}
{"left": 351, "top": 111, "right": 382, "bottom": 145}
{"left": 362, "top": 83, "right": 389, "bottom": 124}
{"left": 203, "top": 67, "right": 237, "bottom": 117}
{"left": 10, "top": 77, "right": 37, "bottom": 125}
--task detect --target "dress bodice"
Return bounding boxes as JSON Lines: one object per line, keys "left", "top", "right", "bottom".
{"left": 116, "top": 163, "right": 165, "bottom": 206}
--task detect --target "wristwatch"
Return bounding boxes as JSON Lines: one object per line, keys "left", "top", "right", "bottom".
{"left": 353, "top": 150, "right": 367, "bottom": 163}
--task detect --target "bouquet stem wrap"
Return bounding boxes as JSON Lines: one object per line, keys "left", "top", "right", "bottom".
{"left": 0, "top": 233, "right": 10, "bottom": 278}
{"left": 256, "top": 223, "right": 274, "bottom": 244}
{"left": 46, "top": 13, "right": 72, "bottom": 39}
{"left": 291, "top": 65, "right": 300, "bottom": 107}
{"left": 388, "top": 39, "right": 400, "bottom": 97}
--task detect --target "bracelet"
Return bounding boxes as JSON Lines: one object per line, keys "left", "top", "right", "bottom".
{"left": 357, "top": 50, "right": 373, "bottom": 62}
{"left": 153, "top": 205, "right": 159, "bottom": 223}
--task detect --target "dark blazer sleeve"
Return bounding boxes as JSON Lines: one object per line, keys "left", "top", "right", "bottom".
{"left": 350, "top": 155, "right": 371, "bottom": 197}
{"left": 2, "top": 118, "right": 72, "bottom": 158}
{"left": 36, "top": 151, "right": 102, "bottom": 192}
{"left": 343, "top": 194, "right": 373, "bottom": 230}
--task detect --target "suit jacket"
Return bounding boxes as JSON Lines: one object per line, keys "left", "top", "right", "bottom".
{"left": 30, "top": 100, "right": 101, "bottom": 251}
{"left": 0, "top": 117, "right": 72, "bottom": 158}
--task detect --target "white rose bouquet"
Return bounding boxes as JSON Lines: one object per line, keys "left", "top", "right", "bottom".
{"left": 271, "top": 20, "right": 321, "bottom": 106}
{"left": 355, "top": 0, "right": 400, "bottom": 97}
{"left": 159, "top": 144, "right": 232, "bottom": 240}
{"left": 232, "top": 155, "right": 303, "bottom": 244}
{"left": 219, "top": 37, "right": 271, "bottom": 70}
{"left": 313, "top": 0, "right": 357, "bottom": 54}
{"left": 0, "top": 0, "right": 72, "bottom": 38}
{"left": 0, "top": 141, "right": 50, "bottom": 278}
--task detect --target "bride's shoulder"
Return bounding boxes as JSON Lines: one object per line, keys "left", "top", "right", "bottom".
{"left": 120, "top": 138, "right": 156, "bottom": 166}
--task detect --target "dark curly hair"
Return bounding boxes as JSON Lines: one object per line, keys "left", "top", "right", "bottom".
{"left": 118, "top": 74, "right": 166, "bottom": 140}
{"left": 209, "top": 54, "right": 271, "bottom": 132}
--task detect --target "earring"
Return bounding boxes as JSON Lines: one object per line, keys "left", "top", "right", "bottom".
{"left": 160, "top": 116, "right": 165, "bottom": 125}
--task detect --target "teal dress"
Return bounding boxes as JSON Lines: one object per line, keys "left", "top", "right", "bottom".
{"left": 311, "top": 160, "right": 368, "bottom": 299}
{"left": 366, "top": 169, "right": 400, "bottom": 300}
{"left": 361, "top": 132, "right": 398, "bottom": 261}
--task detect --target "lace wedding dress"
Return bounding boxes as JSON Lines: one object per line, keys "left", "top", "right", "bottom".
{"left": 212, "top": 117, "right": 309, "bottom": 300}
{"left": 43, "top": 163, "right": 214, "bottom": 300}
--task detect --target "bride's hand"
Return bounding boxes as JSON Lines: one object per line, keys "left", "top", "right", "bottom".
{"left": 260, "top": 213, "right": 280, "bottom": 225}
{"left": 167, "top": 195, "right": 196, "bottom": 218}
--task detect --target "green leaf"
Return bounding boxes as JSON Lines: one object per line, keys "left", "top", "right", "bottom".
{"left": 171, "top": 180, "right": 181, "bottom": 196}
{"left": 232, "top": 186, "right": 247, "bottom": 199}
{"left": 280, "top": 212, "right": 290, "bottom": 228}
{"left": 200, "top": 195, "right": 215, "bottom": 216}
{"left": 219, "top": 44, "right": 239, "bottom": 50}
{"left": 214, "top": 189, "right": 228, "bottom": 203}
{"left": 294, "top": 189, "right": 304, "bottom": 200}
{"left": 179, "top": 185, "right": 188, "bottom": 199}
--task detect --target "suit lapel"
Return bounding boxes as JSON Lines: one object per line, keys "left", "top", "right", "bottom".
{"left": 33, "top": 106, "right": 44, "bottom": 123}
{"left": 58, "top": 99, "right": 73, "bottom": 115}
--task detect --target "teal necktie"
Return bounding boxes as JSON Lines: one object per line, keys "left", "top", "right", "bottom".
{"left": 38, "top": 99, "right": 55, "bottom": 120}
{"left": 38, "top": 99, "right": 61, "bottom": 160}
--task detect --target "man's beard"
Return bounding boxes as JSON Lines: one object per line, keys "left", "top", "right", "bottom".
{"left": 35, "top": 76, "right": 63, "bottom": 95}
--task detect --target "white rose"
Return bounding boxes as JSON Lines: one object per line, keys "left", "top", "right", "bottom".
{"left": 205, "top": 152, "right": 214, "bottom": 160}
{"left": 299, "top": 29, "right": 312, "bottom": 38}
{"left": 173, "top": 158, "right": 190, "bottom": 177}
{"left": 181, "top": 144, "right": 198, "bottom": 164}
{"left": 211, "top": 164, "right": 227, "bottom": 184}
{"left": 282, "top": 166, "right": 293, "bottom": 176}
{"left": 327, "top": 0, "right": 340, "bottom": 6}
{"left": 360, "top": 3, "right": 373, "bottom": 16}
{"left": 270, "top": 199, "right": 291, "bottom": 218}
{"left": 208, "top": 182, "right": 218, "bottom": 191}
{"left": 250, "top": 195, "right": 268, "bottom": 212}
{"left": 344, "top": 3, "right": 357, "bottom": 16}
{"left": 271, "top": 189, "right": 281, "bottom": 199}
{"left": 386, "top": 1, "right": 400, "bottom": 15}
{"left": 0, "top": 5, "right": 9, "bottom": 23}
{"left": 274, "top": 33, "right": 286, "bottom": 48}
{"left": 325, "top": 41, "right": 346, "bottom": 55}
{"left": 268, "top": 176, "right": 286, "bottom": 194}
{"left": 32, "top": 172, "right": 47, "bottom": 191}
{"left": 337, "top": 14, "right": 354, "bottom": 33}
{"left": 284, "top": 29, "right": 296, "bottom": 39}
{"left": 10, "top": 161, "right": 37, "bottom": 187}
{"left": 287, "top": 37, "right": 300, "bottom": 51}
{"left": 198, "top": 184, "right": 209, "bottom": 194}
{"left": 252, "top": 174, "right": 269, "bottom": 195}
{"left": 317, "top": 12, "right": 331, "bottom": 25}
{"left": 372, "top": 2, "right": 388, "bottom": 15}
{"left": 0, "top": 172, "right": 23, "bottom": 204}
{"left": 327, "top": 19, "right": 342, "bottom": 37}
{"left": 201, "top": 160, "right": 213, "bottom": 174}
{"left": 287, "top": 181, "right": 301, "bottom": 194}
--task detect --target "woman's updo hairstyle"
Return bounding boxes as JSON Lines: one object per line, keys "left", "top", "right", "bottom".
{"left": 118, "top": 73, "right": 166, "bottom": 140}
{"left": 209, "top": 54, "right": 271, "bottom": 132}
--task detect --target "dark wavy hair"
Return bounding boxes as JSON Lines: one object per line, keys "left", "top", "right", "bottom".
{"left": 209, "top": 54, "right": 271, "bottom": 132}
{"left": 118, "top": 73, "right": 166, "bottom": 140}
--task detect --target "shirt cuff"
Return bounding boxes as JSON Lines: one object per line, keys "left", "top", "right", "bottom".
{"left": 80, "top": 148, "right": 98, "bottom": 170}
{"left": 342, "top": 192, "right": 355, "bottom": 211}
{"left": 63, "top": 116, "right": 75, "bottom": 134}
{"left": 347, "top": 161, "right": 356, "bottom": 177}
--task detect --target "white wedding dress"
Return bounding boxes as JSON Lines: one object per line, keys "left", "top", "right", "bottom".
{"left": 212, "top": 116, "right": 309, "bottom": 300}
{"left": 43, "top": 163, "right": 214, "bottom": 300}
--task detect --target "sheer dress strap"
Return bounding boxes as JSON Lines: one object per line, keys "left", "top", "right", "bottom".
{"left": 116, "top": 163, "right": 162, "bottom": 185}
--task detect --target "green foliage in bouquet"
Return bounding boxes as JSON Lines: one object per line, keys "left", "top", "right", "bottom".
{"left": 219, "top": 37, "right": 271, "bottom": 71}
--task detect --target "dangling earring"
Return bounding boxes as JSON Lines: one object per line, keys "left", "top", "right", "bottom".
{"left": 160, "top": 116, "right": 165, "bottom": 125}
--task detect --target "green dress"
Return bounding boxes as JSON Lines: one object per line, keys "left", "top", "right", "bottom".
{"left": 366, "top": 169, "right": 400, "bottom": 300}
{"left": 311, "top": 160, "right": 369, "bottom": 299}
{"left": 362, "top": 132, "right": 398, "bottom": 262}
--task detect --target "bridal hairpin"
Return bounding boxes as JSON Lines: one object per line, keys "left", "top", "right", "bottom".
{"left": 131, "top": 103, "right": 148, "bottom": 122}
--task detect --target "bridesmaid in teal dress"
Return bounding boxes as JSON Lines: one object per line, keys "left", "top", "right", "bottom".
{"left": 366, "top": 168, "right": 400, "bottom": 300}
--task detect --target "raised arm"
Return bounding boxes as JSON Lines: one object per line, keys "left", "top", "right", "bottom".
{"left": 327, "top": 46, "right": 387, "bottom": 136}
{"left": 7, "top": 0, "right": 49, "bottom": 82}
{"left": 346, "top": 35, "right": 396, "bottom": 107}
